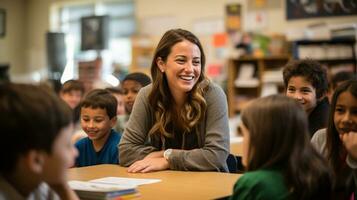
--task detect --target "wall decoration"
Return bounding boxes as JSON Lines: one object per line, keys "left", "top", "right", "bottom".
{"left": 287, "top": 0, "right": 357, "bottom": 20}
{"left": 81, "top": 15, "right": 109, "bottom": 51}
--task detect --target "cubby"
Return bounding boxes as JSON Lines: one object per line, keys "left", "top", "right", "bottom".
{"left": 292, "top": 39, "right": 357, "bottom": 76}
{"left": 227, "top": 55, "right": 290, "bottom": 117}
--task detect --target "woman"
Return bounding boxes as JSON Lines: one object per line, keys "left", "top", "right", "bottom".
{"left": 119, "top": 29, "right": 230, "bottom": 173}
{"left": 230, "top": 95, "right": 332, "bottom": 199}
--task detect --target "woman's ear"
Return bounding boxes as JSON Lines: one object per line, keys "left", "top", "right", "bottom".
{"left": 26, "top": 150, "right": 46, "bottom": 174}
{"left": 156, "top": 57, "right": 165, "bottom": 73}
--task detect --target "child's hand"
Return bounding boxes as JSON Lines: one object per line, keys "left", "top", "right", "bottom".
{"left": 341, "top": 131, "right": 357, "bottom": 161}
{"left": 127, "top": 157, "right": 169, "bottom": 173}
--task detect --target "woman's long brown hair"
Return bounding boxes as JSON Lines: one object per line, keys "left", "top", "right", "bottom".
{"left": 148, "top": 29, "right": 208, "bottom": 142}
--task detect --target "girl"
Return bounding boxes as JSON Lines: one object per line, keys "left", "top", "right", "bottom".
{"left": 230, "top": 95, "right": 332, "bottom": 199}
{"left": 119, "top": 29, "right": 230, "bottom": 172}
{"left": 312, "top": 80, "right": 357, "bottom": 199}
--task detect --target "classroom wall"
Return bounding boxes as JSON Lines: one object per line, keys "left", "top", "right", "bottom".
{"left": 1, "top": 0, "right": 357, "bottom": 77}
{"left": 0, "top": 0, "right": 26, "bottom": 75}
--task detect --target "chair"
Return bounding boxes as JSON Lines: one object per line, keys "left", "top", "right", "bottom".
{"left": 226, "top": 154, "right": 245, "bottom": 173}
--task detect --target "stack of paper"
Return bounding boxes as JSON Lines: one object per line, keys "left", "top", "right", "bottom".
{"left": 68, "top": 181, "right": 137, "bottom": 200}
{"left": 69, "top": 177, "right": 161, "bottom": 200}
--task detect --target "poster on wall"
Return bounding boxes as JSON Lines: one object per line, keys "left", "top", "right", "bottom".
{"left": 286, "top": 0, "right": 357, "bottom": 20}
{"left": 225, "top": 4, "right": 241, "bottom": 32}
{"left": 0, "top": 8, "right": 5, "bottom": 38}
{"left": 81, "top": 15, "right": 109, "bottom": 51}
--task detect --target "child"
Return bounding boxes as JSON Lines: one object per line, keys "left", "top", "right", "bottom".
{"left": 283, "top": 59, "right": 329, "bottom": 137}
{"left": 105, "top": 87, "right": 126, "bottom": 116}
{"left": 311, "top": 80, "right": 357, "bottom": 199}
{"left": 75, "top": 89, "right": 121, "bottom": 167}
{"left": 328, "top": 71, "right": 356, "bottom": 102}
{"left": 105, "top": 87, "right": 126, "bottom": 133}
{"left": 121, "top": 72, "right": 151, "bottom": 115}
{"left": 0, "top": 83, "right": 79, "bottom": 199}
{"left": 230, "top": 95, "right": 332, "bottom": 199}
{"left": 59, "top": 79, "right": 85, "bottom": 110}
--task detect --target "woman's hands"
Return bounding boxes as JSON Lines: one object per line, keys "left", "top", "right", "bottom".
{"left": 127, "top": 151, "right": 170, "bottom": 173}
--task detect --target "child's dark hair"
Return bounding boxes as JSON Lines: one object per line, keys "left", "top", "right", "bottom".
{"left": 327, "top": 80, "right": 357, "bottom": 172}
{"left": 61, "top": 79, "right": 85, "bottom": 94}
{"left": 283, "top": 59, "right": 328, "bottom": 99}
{"left": 80, "top": 89, "right": 117, "bottom": 119}
{"left": 242, "top": 95, "right": 332, "bottom": 198}
{"left": 330, "top": 71, "right": 356, "bottom": 90}
{"left": 105, "top": 87, "right": 123, "bottom": 95}
{"left": 0, "top": 83, "right": 72, "bottom": 173}
{"left": 122, "top": 72, "right": 151, "bottom": 87}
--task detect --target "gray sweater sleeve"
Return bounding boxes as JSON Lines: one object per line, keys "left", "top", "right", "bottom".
{"left": 119, "top": 83, "right": 230, "bottom": 171}
{"left": 119, "top": 85, "right": 157, "bottom": 166}
{"left": 311, "top": 128, "right": 327, "bottom": 157}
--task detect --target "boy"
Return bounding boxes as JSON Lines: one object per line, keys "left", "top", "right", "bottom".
{"left": 283, "top": 59, "right": 329, "bottom": 137}
{"left": 122, "top": 72, "right": 151, "bottom": 114}
{"left": 59, "top": 79, "right": 85, "bottom": 110}
{"left": 106, "top": 87, "right": 126, "bottom": 133}
{"left": 0, "top": 83, "right": 79, "bottom": 199}
{"left": 105, "top": 87, "right": 126, "bottom": 116}
{"left": 75, "top": 89, "right": 121, "bottom": 167}
{"left": 328, "top": 71, "right": 356, "bottom": 102}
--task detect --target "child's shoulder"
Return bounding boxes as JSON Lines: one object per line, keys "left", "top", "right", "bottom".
{"left": 75, "top": 136, "right": 91, "bottom": 148}
{"left": 105, "top": 129, "right": 121, "bottom": 147}
{"left": 238, "top": 169, "right": 286, "bottom": 189}
{"left": 236, "top": 169, "right": 290, "bottom": 198}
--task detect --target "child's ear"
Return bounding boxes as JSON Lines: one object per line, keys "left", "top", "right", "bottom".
{"left": 156, "top": 57, "right": 165, "bottom": 73}
{"left": 110, "top": 116, "right": 117, "bottom": 127}
{"left": 317, "top": 91, "right": 328, "bottom": 102}
{"left": 25, "top": 150, "right": 46, "bottom": 174}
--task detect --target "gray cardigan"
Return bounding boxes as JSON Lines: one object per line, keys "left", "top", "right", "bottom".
{"left": 118, "top": 82, "right": 230, "bottom": 172}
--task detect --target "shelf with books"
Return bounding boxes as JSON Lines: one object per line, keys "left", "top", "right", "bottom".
{"left": 130, "top": 36, "right": 156, "bottom": 76}
{"left": 227, "top": 55, "right": 290, "bottom": 117}
{"left": 292, "top": 38, "right": 357, "bottom": 76}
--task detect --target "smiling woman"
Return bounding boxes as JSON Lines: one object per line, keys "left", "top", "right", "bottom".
{"left": 118, "top": 29, "right": 230, "bottom": 173}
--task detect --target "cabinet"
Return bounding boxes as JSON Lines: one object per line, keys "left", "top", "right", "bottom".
{"left": 227, "top": 55, "right": 290, "bottom": 117}
{"left": 130, "top": 37, "right": 155, "bottom": 76}
{"left": 292, "top": 39, "right": 357, "bottom": 75}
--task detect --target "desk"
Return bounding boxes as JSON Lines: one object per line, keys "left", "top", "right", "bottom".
{"left": 68, "top": 164, "right": 241, "bottom": 200}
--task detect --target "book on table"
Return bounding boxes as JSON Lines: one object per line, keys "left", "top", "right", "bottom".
{"left": 68, "top": 180, "right": 138, "bottom": 200}
{"left": 68, "top": 176, "right": 161, "bottom": 200}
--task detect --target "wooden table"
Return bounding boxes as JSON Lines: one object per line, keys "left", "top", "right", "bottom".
{"left": 68, "top": 164, "right": 241, "bottom": 200}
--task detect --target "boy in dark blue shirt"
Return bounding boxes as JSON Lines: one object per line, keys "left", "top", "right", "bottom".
{"left": 75, "top": 89, "right": 121, "bottom": 167}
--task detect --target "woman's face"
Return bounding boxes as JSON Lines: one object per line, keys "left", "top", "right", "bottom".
{"left": 238, "top": 122, "right": 250, "bottom": 167}
{"left": 157, "top": 40, "right": 201, "bottom": 99}
{"left": 334, "top": 91, "right": 357, "bottom": 137}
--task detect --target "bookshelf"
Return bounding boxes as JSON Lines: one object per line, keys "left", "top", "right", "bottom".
{"left": 130, "top": 37, "right": 155, "bottom": 76}
{"left": 227, "top": 55, "right": 290, "bottom": 117}
{"left": 292, "top": 39, "right": 357, "bottom": 75}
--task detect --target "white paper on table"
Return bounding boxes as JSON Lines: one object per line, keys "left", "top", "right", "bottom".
{"left": 90, "top": 177, "right": 161, "bottom": 187}
{"left": 68, "top": 180, "right": 136, "bottom": 192}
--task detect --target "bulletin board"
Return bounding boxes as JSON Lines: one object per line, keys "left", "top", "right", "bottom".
{"left": 286, "top": 0, "right": 357, "bottom": 20}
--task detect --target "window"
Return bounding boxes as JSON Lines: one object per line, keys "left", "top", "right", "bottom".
{"left": 57, "top": 1, "right": 135, "bottom": 83}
